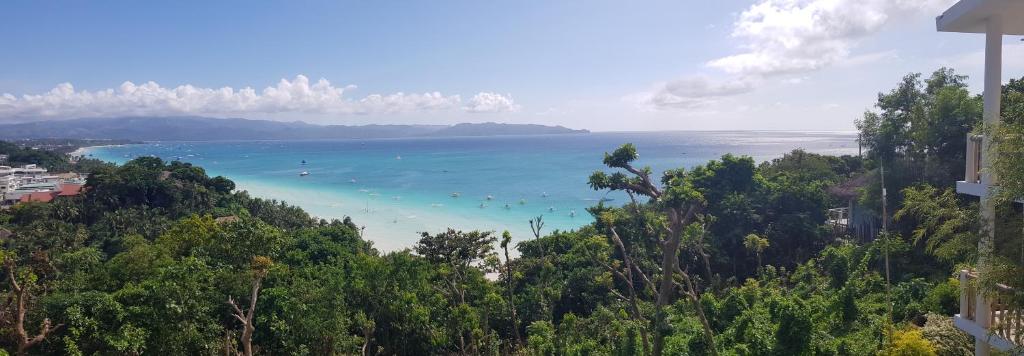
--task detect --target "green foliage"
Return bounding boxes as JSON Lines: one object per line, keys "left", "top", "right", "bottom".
{"left": 0, "top": 69, "right": 1009, "bottom": 355}
{"left": 919, "top": 313, "right": 972, "bottom": 356}
{"left": 894, "top": 185, "right": 979, "bottom": 264}
{"left": 878, "top": 327, "right": 937, "bottom": 356}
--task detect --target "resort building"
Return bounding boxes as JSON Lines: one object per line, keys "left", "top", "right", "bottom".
{"left": 0, "top": 164, "right": 85, "bottom": 207}
{"left": 937, "top": 0, "right": 1024, "bottom": 354}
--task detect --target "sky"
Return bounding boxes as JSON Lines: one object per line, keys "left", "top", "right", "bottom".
{"left": 1, "top": 0, "right": 1022, "bottom": 131}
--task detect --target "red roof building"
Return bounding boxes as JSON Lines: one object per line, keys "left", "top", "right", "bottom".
{"left": 19, "top": 192, "right": 57, "bottom": 203}
{"left": 16, "top": 183, "right": 84, "bottom": 204}
{"left": 58, "top": 183, "right": 83, "bottom": 196}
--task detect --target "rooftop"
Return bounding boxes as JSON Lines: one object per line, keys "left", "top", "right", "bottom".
{"left": 937, "top": 0, "right": 1024, "bottom": 35}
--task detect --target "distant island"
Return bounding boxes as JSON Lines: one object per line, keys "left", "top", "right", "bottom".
{"left": 0, "top": 116, "right": 590, "bottom": 141}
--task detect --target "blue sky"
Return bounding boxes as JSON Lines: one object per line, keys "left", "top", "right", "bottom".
{"left": 1, "top": 0, "right": 1021, "bottom": 131}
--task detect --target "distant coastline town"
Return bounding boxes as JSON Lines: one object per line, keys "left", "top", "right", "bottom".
{"left": 0, "top": 139, "right": 131, "bottom": 208}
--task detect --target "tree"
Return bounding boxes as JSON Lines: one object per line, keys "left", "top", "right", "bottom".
{"left": 499, "top": 231, "right": 523, "bottom": 348}
{"left": 893, "top": 185, "right": 978, "bottom": 264}
{"left": 414, "top": 229, "right": 497, "bottom": 355}
{"left": 2, "top": 257, "right": 63, "bottom": 356}
{"left": 227, "top": 256, "right": 272, "bottom": 356}
{"left": 742, "top": 234, "right": 769, "bottom": 272}
{"left": 588, "top": 143, "right": 715, "bottom": 356}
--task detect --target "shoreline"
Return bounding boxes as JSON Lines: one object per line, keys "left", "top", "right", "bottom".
{"left": 81, "top": 144, "right": 550, "bottom": 251}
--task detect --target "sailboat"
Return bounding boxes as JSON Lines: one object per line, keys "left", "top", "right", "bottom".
{"left": 299, "top": 171, "right": 310, "bottom": 176}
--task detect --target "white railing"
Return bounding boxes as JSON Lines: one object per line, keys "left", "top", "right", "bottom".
{"left": 960, "top": 270, "right": 1023, "bottom": 347}
{"left": 965, "top": 134, "right": 983, "bottom": 184}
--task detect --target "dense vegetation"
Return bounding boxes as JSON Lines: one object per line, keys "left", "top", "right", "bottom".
{"left": 0, "top": 141, "right": 113, "bottom": 173}
{"left": 0, "top": 68, "right": 1020, "bottom": 355}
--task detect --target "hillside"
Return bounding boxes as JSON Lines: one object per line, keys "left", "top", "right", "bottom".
{"left": 0, "top": 116, "right": 589, "bottom": 141}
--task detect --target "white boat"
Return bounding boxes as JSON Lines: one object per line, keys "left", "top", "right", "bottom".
{"left": 486, "top": 195, "right": 494, "bottom": 200}
{"left": 541, "top": 192, "right": 549, "bottom": 197}
{"left": 299, "top": 171, "right": 310, "bottom": 176}
{"left": 548, "top": 206, "right": 556, "bottom": 212}
{"left": 569, "top": 209, "right": 577, "bottom": 217}
{"left": 396, "top": 155, "right": 402, "bottom": 160}
{"left": 519, "top": 198, "right": 527, "bottom": 205}
{"left": 451, "top": 192, "right": 461, "bottom": 198}
{"left": 350, "top": 178, "right": 357, "bottom": 183}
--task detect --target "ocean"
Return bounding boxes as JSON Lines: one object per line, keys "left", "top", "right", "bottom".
{"left": 84, "top": 131, "right": 858, "bottom": 251}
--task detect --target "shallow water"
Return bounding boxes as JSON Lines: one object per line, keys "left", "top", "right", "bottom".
{"left": 85, "top": 131, "right": 858, "bottom": 251}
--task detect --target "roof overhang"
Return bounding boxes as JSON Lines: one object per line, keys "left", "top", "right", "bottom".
{"left": 937, "top": 0, "right": 1024, "bottom": 35}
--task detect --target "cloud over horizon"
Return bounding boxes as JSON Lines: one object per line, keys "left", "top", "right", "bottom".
{"left": 707, "top": 0, "right": 954, "bottom": 76}
{"left": 0, "top": 75, "right": 518, "bottom": 120}
{"left": 636, "top": 0, "right": 955, "bottom": 111}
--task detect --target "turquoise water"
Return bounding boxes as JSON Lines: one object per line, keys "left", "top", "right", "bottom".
{"left": 84, "top": 131, "right": 858, "bottom": 250}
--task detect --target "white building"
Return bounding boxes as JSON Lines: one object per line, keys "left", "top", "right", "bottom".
{"left": 937, "top": 0, "right": 1024, "bottom": 354}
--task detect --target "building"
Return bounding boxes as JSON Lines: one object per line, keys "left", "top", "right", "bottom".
{"left": 937, "top": 0, "right": 1024, "bottom": 354}
{"left": 0, "top": 164, "right": 86, "bottom": 207}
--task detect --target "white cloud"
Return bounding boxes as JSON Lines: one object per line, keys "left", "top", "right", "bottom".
{"left": 632, "top": 76, "right": 756, "bottom": 110}
{"left": 707, "top": 0, "right": 954, "bottom": 76}
{"left": 0, "top": 75, "right": 517, "bottom": 119}
{"left": 463, "top": 92, "right": 520, "bottom": 113}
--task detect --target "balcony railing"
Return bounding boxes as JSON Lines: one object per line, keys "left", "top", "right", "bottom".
{"left": 960, "top": 270, "right": 1023, "bottom": 348}
{"left": 965, "top": 134, "right": 983, "bottom": 184}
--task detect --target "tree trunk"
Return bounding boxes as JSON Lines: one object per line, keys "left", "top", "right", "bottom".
{"left": 651, "top": 234, "right": 681, "bottom": 356}
{"left": 229, "top": 276, "right": 263, "bottom": 356}
{"left": 503, "top": 246, "right": 523, "bottom": 347}
{"left": 5, "top": 260, "right": 61, "bottom": 356}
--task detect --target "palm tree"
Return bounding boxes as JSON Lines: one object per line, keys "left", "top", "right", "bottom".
{"left": 743, "top": 233, "right": 769, "bottom": 272}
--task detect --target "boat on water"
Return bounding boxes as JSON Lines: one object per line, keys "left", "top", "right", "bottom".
{"left": 541, "top": 192, "right": 549, "bottom": 197}
{"left": 350, "top": 178, "right": 357, "bottom": 183}
{"left": 301, "top": 159, "right": 307, "bottom": 165}
{"left": 396, "top": 155, "right": 402, "bottom": 160}
{"left": 451, "top": 192, "right": 461, "bottom": 198}
{"left": 299, "top": 171, "right": 310, "bottom": 176}
{"left": 519, "top": 198, "right": 527, "bottom": 205}
{"left": 486, "top": 195, "right": 494, "bottom": 200}
{"left": 548, "top": 206, "right": 556, "bottom": 212}
{"left": 503, "top": 203, "right": 511, "bottom": 210}
{"left": 569, "top": 209, "right": 577, "bottom": 217}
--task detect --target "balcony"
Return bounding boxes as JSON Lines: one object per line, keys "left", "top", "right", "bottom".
{"left": 956, "top": 270, "right": 1023, "bottom": 352}
{"left": 957, "top": 134, "right": 987, "bottom": 197}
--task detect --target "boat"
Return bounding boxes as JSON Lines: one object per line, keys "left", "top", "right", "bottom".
{"left": 301, "top": 159, "right": 307, "bottom": 165}
{"left": 396, "top": 155, "right": 402, "bottom": 160}
{"left": 350, "top": 178, "right": 357, "bottom": 183}
{"left": 451, "top": 192, "right": 461, "bottom": 198}
{"left": 548, "top": 206, "right": 556, "bottom": 212}
{"left": 519, "top": 198, "right": 527, "bottom": 205}
{"left": 479, "top": 203, "right": 487, "bottom": 208}
{"left": 504, "top": 203, "right": 511, "bottom": 210}
{"left": 486, "top": 195, "right": 494, "bottom": 200}
{"left": 299, "top": 171, "right": 310, "bottom": 176}
{"left": 541, "top": 192, "right": 549, "bottom": 198}
{"left": 599, "top": 197, "right": 615, "bottom": 203}
{"left": 569, "top": 209, "right": 577, "bottom": 217}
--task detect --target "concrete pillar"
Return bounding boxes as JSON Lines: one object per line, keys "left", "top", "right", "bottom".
{"left": 975, "top": 16, "right": 1003, "bottom": 356}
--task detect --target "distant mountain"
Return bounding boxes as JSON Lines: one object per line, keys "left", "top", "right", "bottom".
{"left": 0, "top": 117, "right": 589, "bottom": 141}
